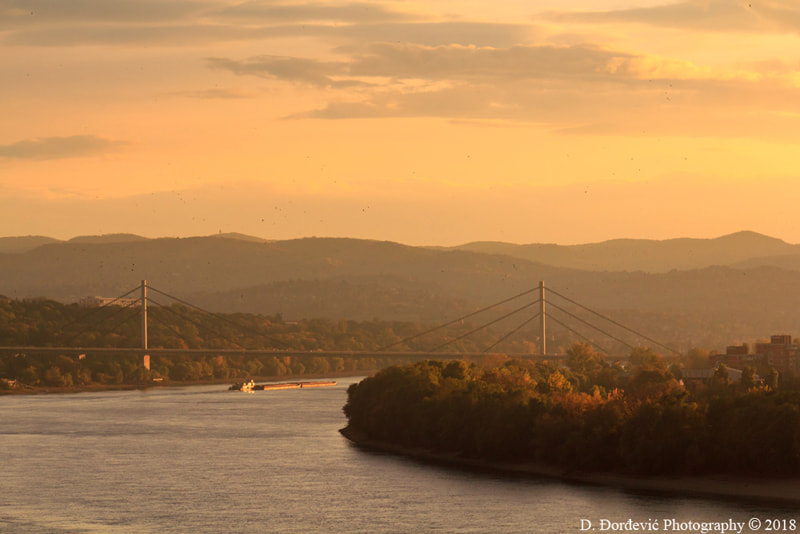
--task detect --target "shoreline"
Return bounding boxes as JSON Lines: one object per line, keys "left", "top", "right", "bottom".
{"left": 0, "top": 370, "right": 366, "bottom": 396}
{"left": 339, "top": 426, "right": 800, "bottom": 506}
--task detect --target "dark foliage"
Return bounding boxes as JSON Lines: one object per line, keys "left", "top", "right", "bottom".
{"left": 344, "top": 346, "right": 800, "bottom": 476}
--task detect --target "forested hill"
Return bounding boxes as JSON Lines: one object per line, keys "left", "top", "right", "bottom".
{"left": 3, "top": 233, "right": 800, "bottom": 349}
{"left": 451, "top": 231, "right": 799, "bottom": 273}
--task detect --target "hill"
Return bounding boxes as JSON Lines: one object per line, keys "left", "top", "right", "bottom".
{"left": 0, "top": 236, "right": 61, "bottom": 254}
{"left": 68, "top": 233, "right": 149, "bottom": 244}
{"left": 453, "top": 231, "right": 798, "bottom": 273}
{"left": 2, "top": 233, "right": 800, "bottom": 350}
{"left": 0, "top": 232, "right": 268, "bottom": 255}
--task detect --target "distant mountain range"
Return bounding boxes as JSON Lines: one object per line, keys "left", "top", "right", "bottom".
{"left": 452, "top": 231, "right": 800, "bottom": 273}
{"left": 5, "top": 230, "right": 799, "bottom": 272}
{"left": 2, "top": 231, "right": 800, "bottom": 350}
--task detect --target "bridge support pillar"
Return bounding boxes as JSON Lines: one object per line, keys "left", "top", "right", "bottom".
{"left": 539, "top": 281, "right": 546, "bottom": 356}
{"left": 141, "top": 279, "right": 148, "bottom": 351}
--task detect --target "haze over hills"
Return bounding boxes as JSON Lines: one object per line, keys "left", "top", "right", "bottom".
{"left": 2, "top": 231, "right": 800, "bottom": 350}
{"left": 3, "top": 230, "right": 797, "bottom": 272}
{"left": 67, "top": 234, "right": 150, "bottom": 245}
{"left": 0, "top": 236, "right": 61, "bottom": 254}
{"left": 453, "top": 231, "right": 800, "bottom": 273}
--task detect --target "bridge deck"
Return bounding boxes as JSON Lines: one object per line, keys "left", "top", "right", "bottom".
{"left": 0, "top": 346, "right": 569, "bottom": 359}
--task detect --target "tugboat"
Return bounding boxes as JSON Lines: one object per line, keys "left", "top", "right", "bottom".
{"left": 228, "top": 379, "right": 255, "bottom": 392}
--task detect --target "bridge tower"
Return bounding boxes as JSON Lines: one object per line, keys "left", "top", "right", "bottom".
{"left": 141, "top": 280, "right": 150, "bottom": 370}
{"left": 539, "top": 280, "right": 546, "bottom": 356}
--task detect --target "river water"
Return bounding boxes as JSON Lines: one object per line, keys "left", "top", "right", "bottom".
{"left": 1, "top": 377, "right": 796, "bottom": 533}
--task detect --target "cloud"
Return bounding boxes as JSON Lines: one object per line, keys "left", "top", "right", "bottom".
{"left": 325, "top": 22, "right": 535, "bottom": 48}
{"left": 209, "top": 43, "right": 640, "bottom": 88}
{"left": 3, "top": 20, "right": 534, "bottom": 48}
{"left": 0, "top": 0, "right": 209, "bottom": 23}
{"left": 0, "top": 135, "right": 126, "bottom": 160}
{"left": 211, "top": 1, "right": 421, "bottom": 24}
{"left": 289, "top": 81, "right": 648, "bottom": 123}
{"left": 205, "top": 56, "right": 363, "bottom": 88}
{"left": 295, "top": 77, "right": 800, "bottom": 139}
{"left": 547, "top": 0, "right": 800, "bottom": 33}
{"left": 2, "top": 0, "right": 534, "bottom": 48}
{"left": 347, "top": 43, "right": 635, "bottom": 82}
{"left": 3, "top": 23, "right": 265, "bottom": 46}
{"left": 0, "top": 0, "right": 420, "bottom": 26}
{"left": 205, "top": 41, "right": 800, "bottom": 138}
{"left": 211, "top": 42, "right": 754, "bottom": 90}
{"left": 168, "top": 88, "right": 252, "bottom": 99}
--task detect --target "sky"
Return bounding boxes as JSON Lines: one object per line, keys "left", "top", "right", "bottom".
{"left": 2, "top": 0, "right": 800, "bottom": 246}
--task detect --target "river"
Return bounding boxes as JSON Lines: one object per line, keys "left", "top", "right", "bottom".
{"left": 1, "top": 377, "right": 796, "bottom": 533}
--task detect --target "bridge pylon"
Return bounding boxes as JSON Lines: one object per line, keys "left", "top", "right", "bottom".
{"left": 539, "top": 280, "right": 546, "bottom": 356}
{"left": 141, "top": 280, "right": 150, "bottom": 370}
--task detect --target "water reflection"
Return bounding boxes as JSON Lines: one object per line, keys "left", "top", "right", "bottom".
{"left": 1, "top": 380, "right": 795, "bottom": 533}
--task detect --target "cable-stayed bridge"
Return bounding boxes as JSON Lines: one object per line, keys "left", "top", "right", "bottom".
{"left": 0, "top": 280, "right": 680, "bottom": 368}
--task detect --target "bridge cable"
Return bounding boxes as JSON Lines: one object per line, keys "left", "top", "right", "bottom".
{"left": 546, "top": 287, "right": 680, "bottom": 355}
{"left": 546, "top": 301, "right": 636, "bottom": 351}
{"left": 430, "top": 299, "right": 540, "bottom": 352}
{"left": 97, "top": 305, "right": 144, "bottom": 344}
{"left": 545, "top": 313, "right": 610, "bottom": 355}
{"left": 61, "top": 299, "right": 141, "bottom": 347}
{"left": 482, "top": 312, "right": 541, "bottom": 353}
{"left": 146, "top": 286, "right": 287, "bottom": 349}
{"left": 378, "top": 287, "right": 542, "bottom": 351}
{"left": 57, "top": 286, "right": 140, "bottom": 339}
{"left": 144, "top": 304, "right": 206, "bottom": 349}
{"left": 146, "top": 296, "right": 245, "bottom": 349}
{"left": 63, "top": 302, "right": 142, "bottom": 348}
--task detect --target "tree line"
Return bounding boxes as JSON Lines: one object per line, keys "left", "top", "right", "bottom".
{"left": 0, "top": 296, "right": 565, "bottom": 353}
{"left": 0, "top": 351, "right": 419, "bottom": 389}
{"left": 0, "top": 296, "right": 536, "bottom": 389}
{"left": 343, "top": 344, "right": 800, "bottom": 476}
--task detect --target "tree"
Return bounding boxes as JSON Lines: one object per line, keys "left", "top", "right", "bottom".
{"left": 545, "top": 370, "right": 572, "bottom": 393}
{"left": 740, "top": 366, "right": 757, "bottom": 390}
{"left": 714, "top": 363, "right": 729, "bottom": 383}
{"left": 566, "top": 343, "right": 605, "bottom": 375}
{"left": 629, "top": 347, "right": 666, "bottom": 370}
{"left": 766, "top": 367, "right": 780, "bottom": 391}
{"left": 711, "top": 364, "right": 730, "bottom": 393}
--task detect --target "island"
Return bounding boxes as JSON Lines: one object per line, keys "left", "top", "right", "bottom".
{"left": 340, "top": 344, "right": 800, "bottom": 503}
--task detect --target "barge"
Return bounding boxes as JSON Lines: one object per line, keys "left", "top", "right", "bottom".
{"left": 229, "top": 380, "right": 337, "bottom": 391}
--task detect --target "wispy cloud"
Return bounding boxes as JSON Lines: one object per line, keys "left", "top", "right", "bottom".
{"left": 3, "top": 1, "right": 798, "bottom": 141}
{"left": 205, "top": 56, "right": 363, "bottom": 88}
{"left": 207, "top": 41, "right": 800, "bottom": 138}
{"left": 211, "top": 1, "right": 422, "bottom": 24}
{"left": 0, "top": 135, "right": 126, "bottom": 160}
{"left": 168, "top": 88, "right": 252, "bottom": 99}
{"left": 1, "top": 0, "right": 533, "bottom": 48}
{"left": 3, "top": 21, "right": 533, "bottom": 48}
{"left": 0, "top": 0, "right": 209, "bottom": 23}
{"left": 208, "top": 43, "right": 641, "bottom": 88}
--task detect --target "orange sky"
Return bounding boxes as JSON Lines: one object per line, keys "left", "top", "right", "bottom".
{"left": 2, "top": 0, "right": 800, "bottom": 245}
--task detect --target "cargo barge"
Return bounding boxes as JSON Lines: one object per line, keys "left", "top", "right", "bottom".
{"left": 230, "top": 380, "right": 337, "bottom": 391}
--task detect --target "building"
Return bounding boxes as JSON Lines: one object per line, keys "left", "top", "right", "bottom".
{"left": 713, "top": 344, "right": 765, "bottom": 370}
{"left": 713, "top": 334, "right": 800, "bottom": 374}
{"left": 681, "top": 367, "right": 745, "bottom": 394}
{"left": 79, "top": 296, "right": 141, "bottom": 307}
{"left": 754, "top": 335, "right": 800, "bottom": 374}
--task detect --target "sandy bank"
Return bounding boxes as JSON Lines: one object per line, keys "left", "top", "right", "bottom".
{"left": 339, "top": 426, "right": 800, "bottom": 505}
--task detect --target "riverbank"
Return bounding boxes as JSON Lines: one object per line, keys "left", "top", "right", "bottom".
{"left": 339, "top": 426, "right": 800, "bottom": 506}
{"left": 0, "top": 370, "right": 366, "bottom": 395}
